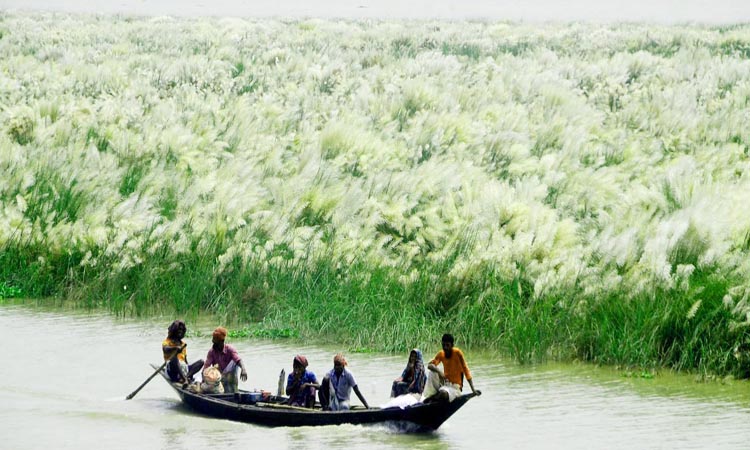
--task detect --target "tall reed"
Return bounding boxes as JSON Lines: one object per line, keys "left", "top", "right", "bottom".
{"left": 2, "top": 14, "right": 750, "bottom": 377}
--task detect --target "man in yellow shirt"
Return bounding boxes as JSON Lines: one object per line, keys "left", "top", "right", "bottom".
{"left": 162, "top": 320, "right": 204, "bottom": 383}
{"left": 423, "top": 333, "right": 481, "bottom": 403}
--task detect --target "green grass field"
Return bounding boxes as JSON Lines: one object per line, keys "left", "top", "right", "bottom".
{"left": 2, "top": 13, "right": 750, "bottom": 376}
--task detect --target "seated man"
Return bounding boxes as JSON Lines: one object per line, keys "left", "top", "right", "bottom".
{"left": 317, "top": 353, "right": 369, "bottom": 411}
{"left": 203, "top": 327, "right": 248, "bottom": 393}
{"left": 162, "top": 320, "right": 203, "bottom": 383}
{"left": 423, "top": 334, "right": 481, "bottom": 403}
{"left": 286, "top": 355, "right": 318, "bottom": 407}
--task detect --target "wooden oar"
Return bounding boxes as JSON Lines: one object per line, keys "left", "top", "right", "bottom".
{"left": 126, "top": 343, "right": 186, "bottom": 400}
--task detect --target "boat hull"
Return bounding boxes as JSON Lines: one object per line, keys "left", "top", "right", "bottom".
{"left": 154, "top": 365, "right": 474, "bottom": 431}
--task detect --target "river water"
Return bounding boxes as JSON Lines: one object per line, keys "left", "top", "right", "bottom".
{"left": 2, "top": 306, "right": 750, "bottom": 449}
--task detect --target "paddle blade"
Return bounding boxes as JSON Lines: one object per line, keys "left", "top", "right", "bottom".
{"left": 277, "top": 368, "right": 285, "bottom": 396}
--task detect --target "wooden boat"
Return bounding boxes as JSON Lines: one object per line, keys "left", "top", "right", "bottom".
{"left": 153, "top": 364, "right": 475, "bottom": 431}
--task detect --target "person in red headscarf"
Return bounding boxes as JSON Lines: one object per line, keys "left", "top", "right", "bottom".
{"left": 202, "top": 326, "right": 247, "bottom": 393}
{"left": 285, "top": 355, "right": 318, "bottom": 407}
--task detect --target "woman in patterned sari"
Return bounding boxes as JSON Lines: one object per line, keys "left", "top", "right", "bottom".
{"left": 390, "top": 348, "right": 426, "bottom": 397}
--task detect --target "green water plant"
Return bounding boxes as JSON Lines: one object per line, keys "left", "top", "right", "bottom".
{"left": 0, "top": 281, "right": 22, "bottom": 299}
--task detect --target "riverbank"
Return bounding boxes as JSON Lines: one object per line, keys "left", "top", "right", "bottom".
{"left": 2, "top": 241, "right": 748, "bottom": 377}
{"left": 2, "top": 13, "right": 750, "bottom": 377}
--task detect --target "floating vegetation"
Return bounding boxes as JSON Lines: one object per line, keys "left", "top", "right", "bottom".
{"left": 0, "top": 281, "right": 22, "bottom": 300}
{"left": 229, "top": 327, "right": 300, "bottom": 339}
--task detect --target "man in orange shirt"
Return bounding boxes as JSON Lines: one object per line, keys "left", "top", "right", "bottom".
{"left": 423, "top": 333, "right": 481, "bottom": 403}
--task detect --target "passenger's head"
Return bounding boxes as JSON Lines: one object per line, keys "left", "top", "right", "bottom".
{"left": 293, "top": 355, "right": 308, "bottom": 374}
{"left": 333, "top": 353, "right": 347, "bottom": 374}
{"left": 212, "top": 326, "right": 227, "bottom": 350}
{"left": 168, "top": 320, "right": 186, "bottom": 339}
{"left": 408, "top": 349, "right": 418, "bottom": 365}
{"left": 441, "top": 333, "right": 454, "bottom": 355}
{"left": 411, "top": 349, "right": 424, "bottom": 368}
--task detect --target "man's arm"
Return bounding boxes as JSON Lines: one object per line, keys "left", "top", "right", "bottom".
{"left": 238, "top": 359, "right": 248, "bottom": 382}
{"left": 227, "top": 345, "right": 248, "bottom": 382}
{"left": 352, "top": 385, "right": 369, "bottom": 409}
{"left": 459, "top": 351, "right": 481, "bottom": 395}
{"left": 466, "top": 377, "right": 481, "bottom": 396}
{"left": 427, "top": 352, "right": 443, "bottom": 377}
{"left": 427, "top": 363, "right": 446, "bottom": 382}
{"left": 162, "top": 343, "right": 183, "bottom": 354}
{"left": 458, "top": 350, "right": 472, "bottom": 380}
{"left": 302, "top": 374, "right": 321, "bottom": 390}
{"left": 286, "top": 374, "right": 298, "bottom": 394}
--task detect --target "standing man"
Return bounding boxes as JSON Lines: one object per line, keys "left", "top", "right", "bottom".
{"left": 163, "top": 320, "right": 203, "bottom": 383}
{"left": 424, "top": 333, "right": 481, "bottom": 403}
{"left": 203, "top": 326, "right": 248, "bottom": 393}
